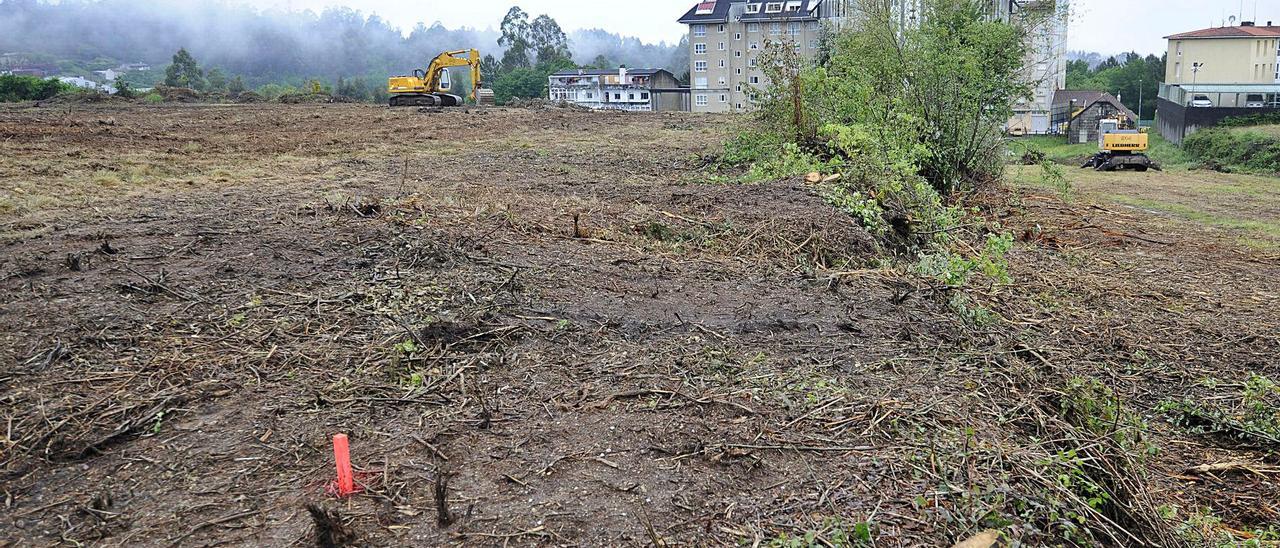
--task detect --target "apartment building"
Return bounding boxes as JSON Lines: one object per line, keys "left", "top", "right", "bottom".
{"left": 1156, "top": 20, "right": 1280, "bottom": 143}
{"left": 547, "top": 67, "right": 684, "bottom": 112}
{"left": 677, "top": 0, "right": 830, "bottom": 113}
{"left": 1165, "top": 22, "right": 1280, "bottom": 85}
{"left": 677, "top": 0, "right": 1068, "bottom": 129}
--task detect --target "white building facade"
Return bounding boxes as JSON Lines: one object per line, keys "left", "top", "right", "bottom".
{"left": 548, "top": 68, "right": 684, "bottom": 112}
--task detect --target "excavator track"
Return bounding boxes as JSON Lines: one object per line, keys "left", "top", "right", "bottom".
{"left": 389, "top": 93, "right": 463, "bottom": 107}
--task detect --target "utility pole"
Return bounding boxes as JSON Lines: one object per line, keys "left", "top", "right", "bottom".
{"left": 1137, "top": 78, "right": 1143, "bottom": 124}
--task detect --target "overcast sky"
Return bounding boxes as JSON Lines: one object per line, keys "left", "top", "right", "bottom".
{"left": 252, "top": 0, "right": 1275, "bottom": 54}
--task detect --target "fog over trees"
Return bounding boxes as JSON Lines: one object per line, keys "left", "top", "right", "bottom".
{"left": 0, "top": 0, "right": 684, "bottom": 89}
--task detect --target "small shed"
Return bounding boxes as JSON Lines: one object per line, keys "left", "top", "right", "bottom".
{"left": 1055, "top": 91, "right": 1139, "bottom": 144}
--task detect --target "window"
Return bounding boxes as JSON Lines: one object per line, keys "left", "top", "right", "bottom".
{"left": 720, "top": 94, "right": 727, "bottom": 103}
{"left": 628, "top": 93, "right": 635, "bottom": 100}
{"left": 694, "top": 60, "right": 707, "bottom": 72}
{"left": 770, "top": 23, "right": 782, "bottom": 35}
{"left": 808, "top": 21, "right": 820, "bottom": 31}
{"left": 695, "top": 94, "right": 709, "bottom": 106}
{"left": 694, "top": 77, "right": 708, "bottom": 88}
{"left": 735, "top": 84, "right": 741, "bottom": 92}
{"left": 736, "top": 68, "right": 742, "bottom": 75}
{"left": 641, "top": 92, "right": 649, "bottom": 100}
{"left": 809, "top": 39, "right": 818, "bottom": 49}
{"left": 718, "top": 59, "right": 726, "bottom": 68}
{"left": 749, "top": 57, "right": 757, "bottom": 67}
{"left": 745, "top": 3, "right": 761, "bottom": 14}
{"left": 719, "top": 42, "right": 726, "bottom": 51}
{"left": 750, "top": 41, "right": 759, "bottom": 50}
{"left": 766, "top": 2, "right": 783, "bottom": 13}
{"left": 788, "top": 22, "right": 801, "bottom": 36}
{"left": 749, "top": 75, "right": 760, "bottom": 84}
{"left": 747, "top": 23, "right": 759, "bottom": 32}
{"left": 718, "top": 77, "right": 726, "bottom": 86}
{"left": 735, "top": 32, "right": 742, "bottom": 40}
{"left": 614, "top": 93, "right": 621, "bottom": 100}
{"left": 693, "top": 24, "right": 706, "bottom": 37}
{"left": 694, "top": 43, "right": 707, "bottom": 54}
{"left": 718, "top": 24, "right": 725, "bottom": 33}
{"left": 735, "top": 50, "right": 742, "bottom": 58}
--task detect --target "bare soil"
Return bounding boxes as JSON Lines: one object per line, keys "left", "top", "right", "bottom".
{"left": 1, "top": 103, "right": 1278, "bottom": 546}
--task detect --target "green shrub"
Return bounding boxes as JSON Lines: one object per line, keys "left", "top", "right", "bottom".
{"left": 0, "top": 75, "right": 69, "bottom": 102}
{"left": 1183, "top": 128, "right": 1280, "bottom": 173}
{"left": 1217, "top": 111, "right": 1280, "bottom": 128}
{"left": 143, "top": 93, "right": 164, "bottom": 104}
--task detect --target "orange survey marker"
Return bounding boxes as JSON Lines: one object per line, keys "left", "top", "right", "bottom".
{"left": 331, "top": 433, "right": 357, "bottom": 497}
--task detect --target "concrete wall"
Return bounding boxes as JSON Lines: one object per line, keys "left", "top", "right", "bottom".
{"left": 1166, "top": 36, "right": 1280, "bottom": 84}
{"left": 1156, "top": 97, "right": 1280, "bottom": 144}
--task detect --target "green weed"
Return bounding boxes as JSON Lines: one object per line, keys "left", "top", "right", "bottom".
{"left": 1158, "top": 373, "right": 1280, "bottom": 446}
{"left": 767, "top": 518, "right": 872, "bottom": 547}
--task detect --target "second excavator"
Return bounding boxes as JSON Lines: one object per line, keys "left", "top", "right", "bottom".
{"left": 1080, "top": 115, "right": 1160, "bottom": 172}
{"left": 387, "top": 49, "right": 496, "bottom": 107}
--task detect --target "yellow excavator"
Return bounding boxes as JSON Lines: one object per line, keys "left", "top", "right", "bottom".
{"left": 1081, "top": 115, "right": 1160, "bottom": 172}
{"left": 387, "top": 49, "right": 495, "bottom": 107}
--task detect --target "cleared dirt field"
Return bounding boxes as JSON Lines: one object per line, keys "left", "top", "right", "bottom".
{"left": 1, "top": 103, "right": 1278, "bottom": 546}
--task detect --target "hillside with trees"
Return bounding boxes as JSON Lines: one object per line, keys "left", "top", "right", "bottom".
{"left": 0, "top": 0, "right": 683, "bottom": 103}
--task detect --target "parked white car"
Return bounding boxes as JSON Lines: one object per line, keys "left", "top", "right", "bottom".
{"left": 1245, "top": 94, "right": 1266, "bottom": 108}
{"left": 1189, "top": 94, "right": 1213, "bottom": 107}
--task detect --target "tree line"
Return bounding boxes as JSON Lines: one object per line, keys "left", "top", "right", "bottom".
{"left": 1067, "top": 52, "right": 1165, "bottom": 120}
{"left": 0, "top": 0, "right": 683, "bottom": 104}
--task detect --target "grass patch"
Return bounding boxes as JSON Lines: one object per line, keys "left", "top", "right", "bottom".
{"left": 1107, "top": 194, "right": 1280, "bottom": 244}
{"left": 1229, "top": 124, "right": 1280, "bottom": 139}
{"left": 1183, "top": 128, "right": 1280, "bottom": 174}
{"left": 91, "top": 169, "right": 123, "bottom": 187}
{"left": 1011, "top": 135, "right": 1096, "bottom": 165}
{"left": 1013, "top": 133, "right": 1192, "bottom": 169}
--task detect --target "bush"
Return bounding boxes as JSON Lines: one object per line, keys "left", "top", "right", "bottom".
{"left": 0, "top": 75, "right": 69, "bottom": 102}
{"left": 113, "top": 75, "right": 136, "bottom": 99}
{"left": 1217, "top": 111, "right": 1280, "bottom": 128}
{"left": 746, "top": 0, "right": 1033, "bottom": 194}
{"left": 1182, "top": 128, "right": 1280, "bottom": 174}
{"left": 143, "top": 93, "right": 164, "bottom": 104}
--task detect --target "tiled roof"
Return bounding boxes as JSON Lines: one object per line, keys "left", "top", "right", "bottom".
{"left": 1165, "top": 25, "right": 1280, "bottom": 40}
{"left": 678, "top": 0, "right": 823, "bottom": 24}
{"left": 741, "top": 0, "right": 823, "bottom": 21}
{"left": 1054, "top": 90, "right": 1137, "bottom": 121}
{"left": 1052, "top": 90, "right": 1108, "bottom": 109}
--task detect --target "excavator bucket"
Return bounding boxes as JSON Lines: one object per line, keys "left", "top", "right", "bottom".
{"left": 476, "top": 89, "right": 496, "bottom": 107}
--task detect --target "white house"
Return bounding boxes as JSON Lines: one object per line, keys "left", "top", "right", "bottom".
{"left": 548, "top": 67, "right": 687, "bottom": 112}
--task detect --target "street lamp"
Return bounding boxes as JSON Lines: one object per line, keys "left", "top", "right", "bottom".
{"left": 1137, "top": 78, "right": 1143, "bottom": 125}
{"left": 1191, "top": 62, "right": 1203, "bottom": 86}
